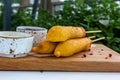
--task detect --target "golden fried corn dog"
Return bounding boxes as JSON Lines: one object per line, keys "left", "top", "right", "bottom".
{"left": 32, "top": 40, "right": 57, "bottom": 54}
{"left": 54, "top": 38, "right": 92, "bottom": 57}
{"left": 46, "top": 26, "right": 86, "bottom": 42}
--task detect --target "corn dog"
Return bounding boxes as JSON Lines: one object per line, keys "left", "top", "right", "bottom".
{"left": 32, "top": 40, "right": 57, "bottom": 54}
{"left": 46, "top": 26, "right": 101, "bottom": 42}
{"left": 46, "top": 26, "right": 86, "bottom": 42}
{"left": 54, "top": 38, "right": 92, "bottom": 57}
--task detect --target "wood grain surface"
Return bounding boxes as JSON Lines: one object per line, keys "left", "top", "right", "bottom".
{"left": 0, "top": 44, "right": 120, "bottom": 72}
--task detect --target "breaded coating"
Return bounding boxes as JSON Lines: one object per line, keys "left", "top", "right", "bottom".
{"left": 54, "top": 38, "right": 92, "bottom": 57}
{"left": 46, "top": 26, "right": 86, "bottom": 42}
{"left": 32, "top": 40, "right": 57, "bottom": 54}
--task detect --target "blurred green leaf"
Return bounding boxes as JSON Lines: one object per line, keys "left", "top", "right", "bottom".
{"left": 0, "top": 0, "right": 120, "bottom": 53}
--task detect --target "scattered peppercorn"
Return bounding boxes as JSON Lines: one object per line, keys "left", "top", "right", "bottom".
{"left": 105, "top": 57, "right": 108, "bottom": 59}
{"left": 109, "top": 54, "right": 112, "bottom": 57}
{"left": 89, "top": 53, "right": 93, "bottom": 55}
{"left": 81, "top": 54, "right": 87, "bottom": 58}
{"left": 88, "top": 49, "right": 91, "bottom": 51}
{"left": 101, "top": 49, "right": 104, "bottom": 51}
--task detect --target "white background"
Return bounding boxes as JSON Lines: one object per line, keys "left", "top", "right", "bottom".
{"left": 0, "top": 71, "right": 120, "bottom": 80}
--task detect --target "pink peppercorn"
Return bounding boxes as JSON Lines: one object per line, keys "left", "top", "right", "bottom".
{"left": 88, "top": 49, "right": 91, "bottom": 51}
{"left": 81, "top": 54, "right": 87, "bottom": 58}
{"left": 109, "top": 54, "right": 112, "bottom": 57}
{"left": 105, "top": 57, "right": 108, "bottom": 59}
{"left": 89, "top": 53, "right": 93, "bottom": 55}
{"left": 101, "top": 49, "right": 104, "bottom": 51}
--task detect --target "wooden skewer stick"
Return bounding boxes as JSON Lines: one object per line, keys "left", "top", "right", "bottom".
{"left": 86, "top": 30, "right": 102, "bottom": 34}
{"left": 92, "top": 37, "right": 105, "bottom": 42}
{"left": 88, "top": 36, "right": 96, "bottom": 39}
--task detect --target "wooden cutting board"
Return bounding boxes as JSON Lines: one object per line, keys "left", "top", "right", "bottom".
{"left": 0, "top": 44, "right": 120, "bottom": 72}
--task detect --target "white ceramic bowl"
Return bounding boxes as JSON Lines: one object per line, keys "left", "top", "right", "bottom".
{"left": 16, "top": 26, "right": 47, "bottom": 46}
{"left": 0, "top": 31, "right": 34, "bottom": 58}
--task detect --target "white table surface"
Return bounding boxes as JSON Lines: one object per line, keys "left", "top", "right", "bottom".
{"left": 0, "top": 71, "right": 120, "bottom": 80}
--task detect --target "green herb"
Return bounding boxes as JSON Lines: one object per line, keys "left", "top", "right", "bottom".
{"left": 0, "top": 0, "right": 119, "bottom": 53}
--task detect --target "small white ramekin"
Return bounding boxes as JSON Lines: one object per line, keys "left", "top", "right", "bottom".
{"left": 0, "top": 31, "right": 34, "bottom": 58}
{"left": 16, "top": 26, "right": 47, "bottom": 46}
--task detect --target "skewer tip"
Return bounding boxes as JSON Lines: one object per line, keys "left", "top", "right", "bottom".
{"left": 86, "top": 30, "right": 102, "bottom": 34}
{"left": 92, "top": 37, "right": 105, "bottom": 42}
{"left": 88, "top": 36, "right": 96, "bottom": 39}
